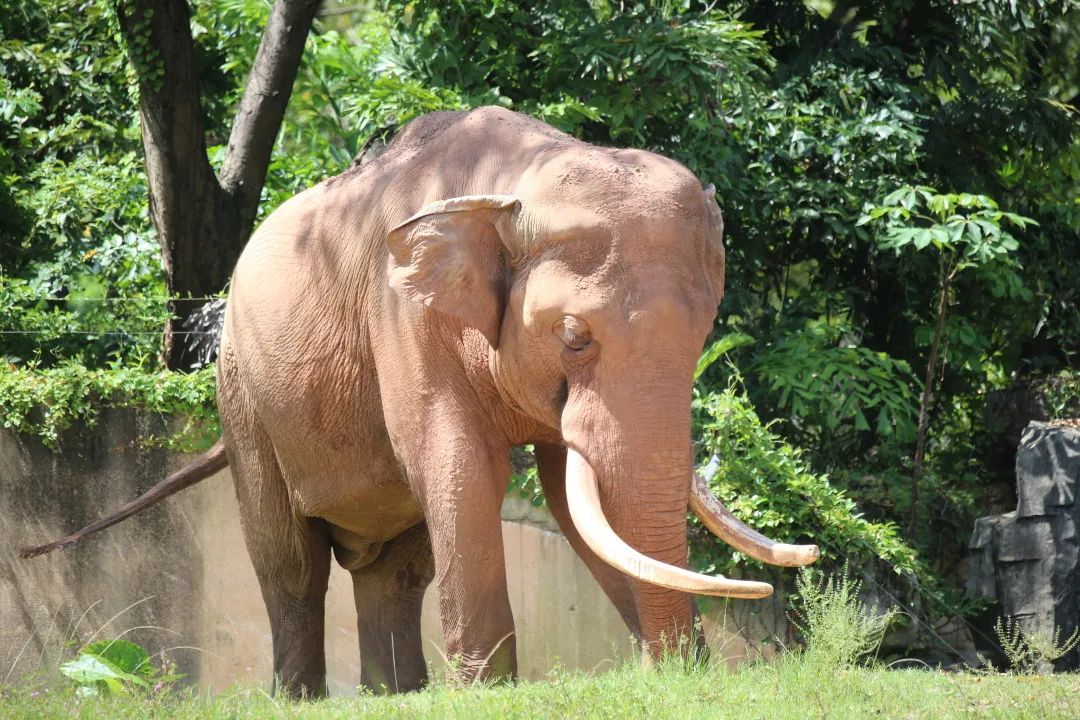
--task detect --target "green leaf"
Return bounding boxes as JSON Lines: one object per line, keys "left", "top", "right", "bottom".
{"left": 854, "top": 409, "right": 870, "bottom": 431}
{"left": 82, "top": 639, "right": 151, "bottom": 676}
{"left": 60, "top": 652, "right": 148, "bottom": 690}
{"left": 60, "top": 653, "right": 122, "bottom": 685}
{"left": 695, "top": 333, "right": 755, "bottom": 380}
{"left": 60, "top": 640, "right": 153, "bottom": 696}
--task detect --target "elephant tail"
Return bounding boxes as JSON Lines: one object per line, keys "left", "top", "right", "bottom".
{"left": 20, "top": 440, "right": 228, "bottom": 559}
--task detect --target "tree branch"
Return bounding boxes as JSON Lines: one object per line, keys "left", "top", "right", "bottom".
{"left": 218, "top": 0, "right": 322, "bottom": 230}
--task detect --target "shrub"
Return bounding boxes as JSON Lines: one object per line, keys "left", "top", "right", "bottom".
{"left": 789, "top": 565, "right": 897, "bottom": 669}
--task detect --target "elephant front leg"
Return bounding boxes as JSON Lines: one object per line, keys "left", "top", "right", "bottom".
{"left": 415, "top": 441, "right": 516, "bottom": 684}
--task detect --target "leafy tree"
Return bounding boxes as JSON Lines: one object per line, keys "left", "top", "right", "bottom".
{"left": 1, "top": 0, "right": 167, "bottom": 365}
{"left": 860, "top": 186, "right": 1036, "bottom": 533}
{"left": 115, "top": 0, "right": 322, "bottom": 368}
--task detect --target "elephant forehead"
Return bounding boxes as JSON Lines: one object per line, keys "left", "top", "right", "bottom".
{"left": 518, "top": 200, "right": 704, "bottom": 258}
{"left": 521, "top": 256, "right": 711, "bottom": 336}
{"left": 525, "top": 145, "right": 704, "bottom": 210}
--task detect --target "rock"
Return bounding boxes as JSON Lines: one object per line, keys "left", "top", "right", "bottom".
{"left": 967, "top": 421, "right": 1080, "bottom": 670}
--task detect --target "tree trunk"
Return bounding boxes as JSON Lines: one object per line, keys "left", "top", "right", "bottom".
{"left": 909, "top": 255, "right": 956, "bottom": 538}
{"left": 116, "top": 0, "right": 321, "bottom": 369}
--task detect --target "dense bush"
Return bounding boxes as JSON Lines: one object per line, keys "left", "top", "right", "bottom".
{"left": 691, "top": 381, "right": 923, "bottom": 578}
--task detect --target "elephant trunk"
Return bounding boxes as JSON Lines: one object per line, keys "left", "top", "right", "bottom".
{"left": 560, "top": 369, "right": 772, "bottom": 657}
{"left": 558, "top": 353, "right": 819, "bottom": 657}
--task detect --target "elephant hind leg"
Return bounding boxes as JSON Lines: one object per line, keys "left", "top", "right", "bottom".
{"left": 257, "top": 515, "right": 331, "bottom": 699}
{"left": 220, "top": 365, "right": 331, "bottom": 697}
{"left": 346, "top": 522, "right": 434, "bottom": 693}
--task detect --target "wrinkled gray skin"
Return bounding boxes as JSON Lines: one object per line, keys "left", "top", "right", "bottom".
{"left": 218, "top": 106, "right": 727, "bottom": 695}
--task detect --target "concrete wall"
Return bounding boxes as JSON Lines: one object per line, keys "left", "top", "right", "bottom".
{"left": 1, "top": 408, "right": 785, "bottom": 692}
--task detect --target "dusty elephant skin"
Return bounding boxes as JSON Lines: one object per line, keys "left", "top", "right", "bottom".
{"left": 22, "top": 106, "right": 817, "bottom": 696}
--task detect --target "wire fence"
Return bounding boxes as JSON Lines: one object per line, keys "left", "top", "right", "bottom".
{"left": 805, "top": 529, "right": 997, "bottom": 663}
{"left": 1, "top": 296, "right": 225, "bottom": 336}
{"left": 1, "top": 296, "right": 223, "bottom": 303}
{"left": 0, "top": 330, "right": 215, "bottom": 335}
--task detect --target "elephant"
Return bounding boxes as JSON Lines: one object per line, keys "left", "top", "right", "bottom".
{"left": 23, "top": 106, "right": 817, "bottom": 697}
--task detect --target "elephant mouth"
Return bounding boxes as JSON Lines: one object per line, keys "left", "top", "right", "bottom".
{"left": 563, "top": 448, "right": 818, "bottom": 598}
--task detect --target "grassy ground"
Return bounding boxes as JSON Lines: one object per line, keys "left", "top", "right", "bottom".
{"left": 2, "top": 657, "right": 1077, "bottom": 720}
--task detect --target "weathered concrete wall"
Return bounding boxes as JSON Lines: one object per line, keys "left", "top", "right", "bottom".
{"left": 2, "top": 409, "right": 786, "bottom": 692}
{"left": 968, "top": 421, "right": 1080, "bottom": 671}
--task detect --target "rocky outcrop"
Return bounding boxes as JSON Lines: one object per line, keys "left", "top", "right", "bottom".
{"left": 968, "top": 421, "right": 1080, "bottom": 670}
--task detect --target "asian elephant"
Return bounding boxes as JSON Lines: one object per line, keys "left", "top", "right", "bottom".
{"left": 23, "top": 106, "right": 817, "bottom": 696}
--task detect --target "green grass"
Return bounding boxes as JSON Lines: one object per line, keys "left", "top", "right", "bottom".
{"left": 2, "top": 658, "right": 1077, "bottom": 719}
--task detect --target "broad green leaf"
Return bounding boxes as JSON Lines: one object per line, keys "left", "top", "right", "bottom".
{"left": 60, "top": 646, "right": 151, "bottom": 696}
{"left": 695, "top": 332, "right": 754, "bottom": 380}
{"left": 60, "top": 653, "right": 127, "bottom": 685}
{"left": 82, "top": 639, "right": 151, "bottom": 676}
{"left": 854, "top": 409, "right": 870, "bottom": 431}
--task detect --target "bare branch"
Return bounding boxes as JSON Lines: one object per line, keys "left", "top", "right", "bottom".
{"left": 218, "top": 0, "right": 322, "bottom": 228}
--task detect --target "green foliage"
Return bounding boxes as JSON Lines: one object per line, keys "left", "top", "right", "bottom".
{"left": 384, "top": 0, "right": 773, "bottom": 150}
{"left": 507, "top": 444, "right": 545, "bottom": 507}
{"left": 1041, "top": 370, "right": 1080, "bottom": 420}
{"left": 59, "top": 639, "right": 177, "bottom": 697}
{"left": 990, "top": 617, "right": 1080, "bottom": 675}
{"left": 750, "top": 322, "right": 919, "bottom": 446}
{"left": 790, "top": 565, "right": 897, "bottom": 669}
{"left": 0, "top": 0, "right": 165, "bottom": 367}
{"left": 0, "top": 363, "right": 217, "bottom": 449}
{"left": 694, "top": 332, "right": 754, "bottom": 381}
{"left": 859, "top": 186, "right": 1035, "bottom": 266}
{"left": 690, "top": 383, "right": 924, "bottom": 579}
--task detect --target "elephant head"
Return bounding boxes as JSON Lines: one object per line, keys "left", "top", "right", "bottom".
{"left": 386, "top": 146, "right": 817, "bottom": 657}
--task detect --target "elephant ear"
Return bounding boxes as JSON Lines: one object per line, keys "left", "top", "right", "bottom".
{"left": 702, "top": 184, "right": 726, "bottom": 303}
{"left": 386, "top": 195, "right": 520, "bottom": 347}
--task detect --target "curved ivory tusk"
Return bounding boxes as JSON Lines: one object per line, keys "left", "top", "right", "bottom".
{"left": 690, "top": 471, "right": 820, "bottom": 567}
{"left": 564, "top": 448, "right": 773, "bottom": 599}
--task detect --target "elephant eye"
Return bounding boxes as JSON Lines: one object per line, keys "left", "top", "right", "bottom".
{"left": 554, "top": 316, "right": 592, "bottom": 352}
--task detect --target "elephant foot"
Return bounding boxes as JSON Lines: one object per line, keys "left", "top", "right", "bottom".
{"left": 443, "top": 633, "right": 517, "bottom": 687}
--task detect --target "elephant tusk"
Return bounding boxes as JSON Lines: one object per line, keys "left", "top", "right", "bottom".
{"left": 690, "top": 471, "right": 820, "bottom": 567}
{"left": 564, "top": 448, "right": 773, "bottom": 599}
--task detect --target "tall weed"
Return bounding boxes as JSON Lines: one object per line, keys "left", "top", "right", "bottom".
{"left": 789, "top": 565, "right": 897, "bottom": 670}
